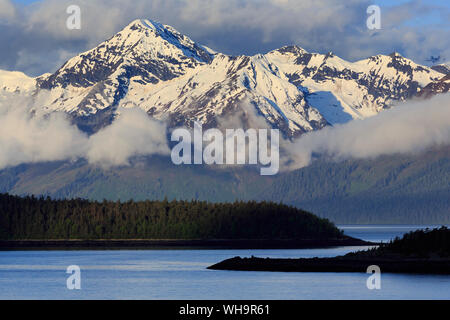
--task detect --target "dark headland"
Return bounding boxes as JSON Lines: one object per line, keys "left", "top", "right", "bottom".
{"left": 0, "top": 193, "right": 371, "bottom": 250}
{"left": 208, "top": 227, "right": 450, "bottom": 274}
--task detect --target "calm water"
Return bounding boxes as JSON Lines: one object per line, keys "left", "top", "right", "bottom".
{"left": 0, "top": 225, "right": 449, "bottom": 300}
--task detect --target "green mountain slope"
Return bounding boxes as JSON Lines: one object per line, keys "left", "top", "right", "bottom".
{"left": 262, "top": 146, "right": 450, "bottom": 224}
{"left": 0, "top": 146, "right": 448, "bottom": 224}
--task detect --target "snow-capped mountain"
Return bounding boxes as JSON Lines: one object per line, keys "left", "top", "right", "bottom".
{"left": 0, "top": 70, "right": 36, "bottom": 93}
{"left": 431, "top": 63, "right": 450, "bottom": 75}
{"left": 120, "top": 52, "right": 327, "bottom": 134}
{"left": 0, "top": 19, "right": 443, "bottom": 136}
{"left": 417, "top": 73, "right": 450, "bottom": 98}
{"left": 266, "top": 46, "right": 442, "bottom": 123}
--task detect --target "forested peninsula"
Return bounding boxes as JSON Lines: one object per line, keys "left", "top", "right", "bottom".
{"left": 0, "top": 193, "right": 368, "bottom": 249}
{"left": 209, "top": 227, "right": 450, "bottom": 274}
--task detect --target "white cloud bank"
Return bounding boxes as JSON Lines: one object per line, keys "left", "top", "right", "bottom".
{"left": 86, "top": 108, "right": 169, "bottom": 167}
{"left": 0, "top": 106, "right": 87, "bottom": 168}
{"left": 283, "top": 94, "right": 450, "bottom": 169}
{"left": 0, "top": 103, "right": 170, "bottom": 170}
{"left": 0, "top": 93, "right": 449, "bottom": 172}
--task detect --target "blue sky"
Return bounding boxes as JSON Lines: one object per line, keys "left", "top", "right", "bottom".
{"left": 2, "top": 0, "right": 450, "bottom": 76}
{"left": 374, "top": 0, "right": 448, "bottom": 26}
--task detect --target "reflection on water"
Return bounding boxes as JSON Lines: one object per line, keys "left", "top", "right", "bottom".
{"left": 0, "top": 225, "right": 448, "bottom": 300}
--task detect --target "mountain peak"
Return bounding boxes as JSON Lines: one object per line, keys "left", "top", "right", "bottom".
{"left": 124, "top": 19, "right": 167, "bottom": 34}
{"left": 273, "top": 45, "right": 308, "bottom": 56}
{"left": 115, "top": 18, "right": 213, "bottom": 64}
{"left": 37, "top": 18, "right": 213, "bottom": 90}
{"left": 389, "top": 51, "right": 403, "bottom": 59}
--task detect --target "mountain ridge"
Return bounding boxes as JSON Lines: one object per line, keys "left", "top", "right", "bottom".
{"left": 0, "top": 18, "right": 444, "bottom": 136}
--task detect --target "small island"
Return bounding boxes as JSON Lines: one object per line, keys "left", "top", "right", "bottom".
{"left": 208, "top": 227, "right": 450, "bottom": 274}
{"left": 0, "top": 193, "right": 370, "bottom": 250}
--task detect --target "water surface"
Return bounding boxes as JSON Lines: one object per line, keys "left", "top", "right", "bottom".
{"left": 0, "top": 225, "right": 448, "bottom": 300}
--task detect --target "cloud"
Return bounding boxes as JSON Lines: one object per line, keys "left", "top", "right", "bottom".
{"left": 0, "top": 91, "right": 449, "bottom": 173}
{"left": 86, "top": 108, "right": 170, "bottom": 167}
{"left": 0, "top": 100, "right": 88, "bottom": 169}
{"left": 283, "top": 94, "right": 450, "bottom": 170}
{"left": 206, "top": 95, "right": 450, "bottom": 174}
{"left": 0, "top": 0, "right": 15, "bottom": 22}
{"left": 0, "top": 95, "right": 169, "bottom": 169}
{"left": 0, "top": 0, "right": 449, "bottom": 76}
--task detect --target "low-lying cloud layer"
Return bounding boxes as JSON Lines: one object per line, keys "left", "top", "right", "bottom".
{"left": 0, "top": 93, "right": 449, "bottom": 172}
{"left": 283, "top": 94, "right": 450, "bottom": 169}
{"left": 86, "top": 108, "right": 169, "bottom": 167}
{"left": 0, "top": 105, "right": 87, "bottom": 168}
{"left": 0, "top": 98, "right": 170, "bottom": 170}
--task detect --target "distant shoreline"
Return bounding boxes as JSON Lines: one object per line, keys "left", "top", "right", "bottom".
{"left": 208, "top": 227, "right": 450, "bottom": 274}
{"left": 207, "top": 256, "right": 450, "bottom": 275}
{"left": 0, "top": 237, "right": 373, "bottom": 251}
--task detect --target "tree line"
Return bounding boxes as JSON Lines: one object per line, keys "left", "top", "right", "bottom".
{"left": 0, "top": 193, "right": 343, "bottom": 240}
{"left": 347, "top": 227, "right": 450, "bottom": 258}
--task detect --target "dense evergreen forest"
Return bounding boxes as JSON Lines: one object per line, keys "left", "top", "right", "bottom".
{"left": 0, "top": 193, "right": 343, "bottom": 240}
{"left": 348, "top": 226, "right": 450, "bottom": 258}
